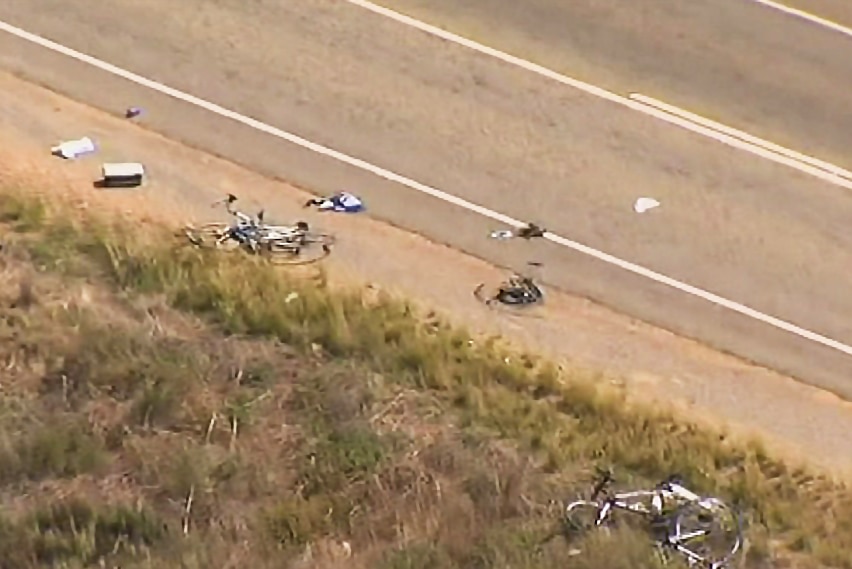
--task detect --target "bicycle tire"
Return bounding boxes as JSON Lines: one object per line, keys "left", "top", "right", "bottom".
{"left": 183, "top": 225, "right": 215, "bottom": 248}
{"left": 473, "top": 283, "right": 546, "bottom": 321}
{"left": 496, "top": 289, "right": 543, "bottom": 307}
{"left": 264, "top": 239, "right": 332, "bottom": 266}
{"left": 669, "top": 499, "right": 742, "bottom": 568}
{"left": 184, "top": 222, "right": 243, "bottom": 251}
{"left": 299, "top": 231, "right": 336, "bottom": 248}
{"left": 473, "top": 283, "right": 533, "bottom": 307}
{"left": 564, "top": 500, "right": 604, "bottom": 536}
{"left": 473, "top": 283, "right": 493, "bottom": 305}
{"left": 491, "top": 283, "right": 544, "bottom": 308}
{"left": 198, "top": 221, "right": 231, "bottom": 233}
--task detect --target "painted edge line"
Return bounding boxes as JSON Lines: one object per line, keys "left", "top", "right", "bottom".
{"left": 630, "top": 93, "right": 852, "bottom": 181}
{"left": 749, "top": 0, "right": 852, "bottom": 40}
{"left": 342, "top": 0, "right": 852, "bottom": 192}
{"left": 1, "top": 19, "right": 851, "bottom": 359}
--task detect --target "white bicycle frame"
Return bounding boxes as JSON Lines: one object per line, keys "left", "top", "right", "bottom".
{"left": 598, "top": 482, "right": 702, "bottom": 517}
{"left": 571, "top": 475, "right": 739, "bottom": 569}
{"left": 261, "top": 225, "right": 304, "bottom": 241}
{"left": 223, "top": 211, "right": 303, "bottom": 244}
{"left": 193, "top": 195, "right": 299, "bottom": 253}
{"left": 603, "top": 485, "right": 736, "bottom": 569}
{"left": 595, "top": 483, "right": 721, "bottom": 544}
{"left": 232, "top": 211, "right": 254, "bottom": 226}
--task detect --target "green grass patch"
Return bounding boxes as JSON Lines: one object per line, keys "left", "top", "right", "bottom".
{"left": 0, "top": 418, "right": 106, "bottom": 484}
{"left": 0, "top": 499, "right": 164, "bottom": 569}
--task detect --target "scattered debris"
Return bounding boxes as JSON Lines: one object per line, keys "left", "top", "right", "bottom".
{"left": 125, "top": 106, "right": 143, "bottom": 119}
{"left": 475, "top": 264, "right": 545, "bottom": 309}
{"left": 634, "top": 197, "right": 660, "bottom": 213}
{"left": 304, "top": 191, "right": 364, "bottom": 213}
{"left": 517, "top": 223, "right": 546, "bottom": 239}
{"left": 205, "top": 413, "right": 217, "bottom": 444}
{"left": 51, "top": 136, "right": 96, "bottom": 159}
{"left": 489, "top": 222, "right": 546, "bottom": 240}
{"left": 490, "top": 229, "right": 515, "bottom": 240}
{"left": 99, "top": 162, "right": 145, "bottom": 188}
{"left": 182, "top": 484, "right": 195, "bottom": 535}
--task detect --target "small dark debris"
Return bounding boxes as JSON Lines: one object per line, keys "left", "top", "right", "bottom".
{"left": 517, "top": 223, "right": 546, "bottom": 239}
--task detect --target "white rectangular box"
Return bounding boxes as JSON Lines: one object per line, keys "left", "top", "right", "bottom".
{"left": 101, "top": 162, "right": 145, "bottom": 188}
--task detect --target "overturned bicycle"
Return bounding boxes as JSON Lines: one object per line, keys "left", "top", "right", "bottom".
{"left": 474, "top": 261, "right": 545, "bottom": 309}
{"left": 563, "top": 468, "right": 743, "bottom": 569}
{"left": 182, "top": 194, "right": 336, "bottom": 265}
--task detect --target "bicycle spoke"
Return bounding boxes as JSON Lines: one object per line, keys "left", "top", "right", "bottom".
{"left": 563, "top": 470, "right": 744, "bottom": 569}
{"left": 670, "top": 500, "right": 742, "bottom": 567}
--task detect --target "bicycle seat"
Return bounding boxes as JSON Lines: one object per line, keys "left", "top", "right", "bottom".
{"left": 658, "top": 474, "right": 684, "bottom": 487}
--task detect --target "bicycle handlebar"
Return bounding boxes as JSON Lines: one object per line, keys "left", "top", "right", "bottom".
{"left": 215, "top": 195, "right": 259, "bottom": 227}
{"left": 591, "top": 467, "right": 615, "bottom": 499}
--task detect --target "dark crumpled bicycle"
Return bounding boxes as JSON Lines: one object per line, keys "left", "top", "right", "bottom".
{"left": 474, "top": 262, "right": 545, "bottom": 308}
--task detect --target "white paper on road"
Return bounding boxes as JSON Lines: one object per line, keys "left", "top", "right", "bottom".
{"left": 634, "top": 197, "right": 660, "bottom": 213}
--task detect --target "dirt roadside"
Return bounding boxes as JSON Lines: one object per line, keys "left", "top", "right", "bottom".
{"left": 2, "top": 69, "right": 851, "bottom": 477}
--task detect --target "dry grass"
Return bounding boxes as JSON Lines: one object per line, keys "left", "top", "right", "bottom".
{"left": 0, "top": 187, "right": 850, "bottom": 568}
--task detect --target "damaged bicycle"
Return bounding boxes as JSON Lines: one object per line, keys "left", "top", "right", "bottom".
{"left": 183, "top": 194, "right": 335, "bottom": 265}
{"left": 474, "top": 261, "right": 545, "bottom": 308}
{"left": 564, "top": 468, "right": 743, "bottom": 569}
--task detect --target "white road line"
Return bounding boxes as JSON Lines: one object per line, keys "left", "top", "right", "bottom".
{"left": 748, "top": 0, "right": 852, "bottom": 40}
{"left": 630, "top": 93, "right": 852, "bottom": 181}
{"left": 1, "top": 20, "right": 852, "bottom": 360}
{"left": 342, "top": 0, "right": 852, "bottom": 192}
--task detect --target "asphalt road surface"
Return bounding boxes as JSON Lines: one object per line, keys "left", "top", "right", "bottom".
{"left": 1, "top": 0, "right": 852, "bottom": 396}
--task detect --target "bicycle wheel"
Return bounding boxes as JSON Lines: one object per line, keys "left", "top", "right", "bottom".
{"left": 264, "top": 238, "right": 331, "bottom": 266}
{"left": 669, "top": 499, "right": 742, "bottom": 568}
{"left": 564, "top": 500, "right": 605, "bottom": 537}
{"left": 474, "top": 283, "right": 546, "bottom": 322}
{"left": 198, "top": 221, "right": 230, "bottom": 233}
{"left": 496, "top": 286, "right": 543, "bottom": 307}
{"left": 474, "top": 283, "right": 528, "bottom": 307}
{"left": 184, "top": 222, "right": 242, "bottom": 251}
{"left": 473, "top": 283, "right": 495, "bottom": 305}
{"left": 299, "top": 231, "right": 336, "bottom": 249}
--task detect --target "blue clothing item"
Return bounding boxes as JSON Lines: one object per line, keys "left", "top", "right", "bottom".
{"left": 320, "top": 192, "right": 364, "bottom": 213}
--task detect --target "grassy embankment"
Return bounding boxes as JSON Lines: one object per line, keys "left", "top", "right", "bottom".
{"left": 0, "top": 186, "right": 850, "bottom": 569}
